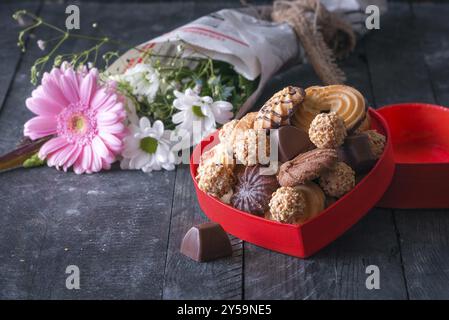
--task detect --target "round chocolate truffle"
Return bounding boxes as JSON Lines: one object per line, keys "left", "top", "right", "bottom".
{"left": 196, "top": 162, "right": 235, "bottom": 198}
{"left": 319, "top": 162, "right": 355, "bottom": 198}
{"left": 269, "top": 186, "right": 306, "bottom": 223}
{"left": 363, "top": 130, "right": 386, "bottom": 158}
{"left": 309, "top": 112, "right": 347, "bottom": 149}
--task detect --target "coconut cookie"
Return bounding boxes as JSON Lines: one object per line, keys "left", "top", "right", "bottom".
{"left": 233, "top": 129, "right": 270, "bottom": 166}
{"left": 196, "top": 162, "right": 235, "bottom": 198}
{"left": 292, "top": 85, "right": 366, "bottom": 132}
{"left": 268, "top": 186, "right": 307, "bottom": 223}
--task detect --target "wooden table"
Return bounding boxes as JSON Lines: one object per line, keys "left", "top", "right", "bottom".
{"left": 1, "top": 0, "right": 448, "bottom": 300}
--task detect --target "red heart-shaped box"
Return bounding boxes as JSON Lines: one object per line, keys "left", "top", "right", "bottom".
{"left": 190, "top": 108, "right": 395, "bottom": 258}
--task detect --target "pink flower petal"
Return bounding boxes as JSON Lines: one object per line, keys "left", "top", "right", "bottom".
{"left": 99, "top": 132, "right": 123, "bottom": 152}
{"left": 97, "top": 112, "right": 119, "bottom": 126}
{"left": 100, "top": 122, "right": 125, "bottom": 134}
{"left": 39, "top": 137, "right": 68, "bottom": 159}
{"left": 73, "top": 157, "right": 86, "bottom": 174}
{"left": 92, "top": 136, "right": 111, "bottom": 160}
{"left": 60, "top": 69, "right": 80, "bottom": 103}
{"left": 81, "top": 144, "right": 93, "bottom": 172}
{"left": 42, "top": 72, "right": 69, "bottom": 106}
{"left": 62, "top": 145, "right": 82, "bottom": 171}
{"left": 26, "top": 96, "right": 63, "bottom": 116}
{"left": 51, "top": 144, "right": 74, "bottom": 168}
{"left": 24, "top": 116, "right": 57, "bottom": 140}
{"left": 80, "top": 71, "right": 97, "bottom": 105}
{"left": 91, "top": 150, "right": 102, "bottom": 172}
{"left": 90, "top": 88, "right": 110, "bottom": 110}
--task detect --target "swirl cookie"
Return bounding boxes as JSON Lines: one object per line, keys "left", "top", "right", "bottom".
{"left": 292, "top": 85, "right": 366, "bottom": 132}
{"left": 254, "top": 86, "right": 305, "bottom": 129}
{"left": 278, "top": 148, "right": 338, "bottom": 187}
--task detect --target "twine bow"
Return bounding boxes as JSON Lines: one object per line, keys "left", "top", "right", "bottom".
{"left": 243, "top": 0, "right": 356, "bottom": 85}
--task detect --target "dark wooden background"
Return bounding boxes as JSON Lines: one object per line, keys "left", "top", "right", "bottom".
{"left": 1, "top": 0, "right": 449, "bottom": 299}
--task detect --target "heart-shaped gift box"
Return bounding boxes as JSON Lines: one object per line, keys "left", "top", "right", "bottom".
{"left": 190, "top": 108, "right": 395, "bottom": 258}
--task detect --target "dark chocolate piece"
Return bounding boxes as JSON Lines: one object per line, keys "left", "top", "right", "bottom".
{"left": 271, "top": 125, "right": 315, "bottom": 163}
{"left": 338, "top": 134, "right": 377, "bottom": 174}
{"left": 180, "top": 222, "right": 232, "bottom": 262}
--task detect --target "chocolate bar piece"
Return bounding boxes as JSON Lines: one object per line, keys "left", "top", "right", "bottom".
{"left": 180, "top": 222, "right": 232, "bottom": 262}
{"left": 272, "top": 125, "right": 314, "bottom": 163}
{"left": 338, "top": 134, "right": 377, "bottom": 174}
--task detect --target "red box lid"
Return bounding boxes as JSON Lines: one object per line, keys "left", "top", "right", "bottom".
{"left": 376, "top": 103, "right": 449, "bottom": 209}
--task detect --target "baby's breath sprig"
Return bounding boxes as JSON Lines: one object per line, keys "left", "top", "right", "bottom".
{"left": 13, "top": 9, "right": 259, "bottom": 128}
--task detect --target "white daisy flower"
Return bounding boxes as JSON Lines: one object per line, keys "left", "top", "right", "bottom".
{"left": 171, "top": 88, "right": 233, "bottom": 146}
{"left": 120, "top": 117, "right": 176, "bottom": 172}
{"left": 121, "top": 63, "right": 160, "bottom": 102}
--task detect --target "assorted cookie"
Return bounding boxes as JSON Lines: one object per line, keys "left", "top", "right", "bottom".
{"left": 196, "top": 85, "right": 386, "bottom": 225}
{"left": 231, "top": 165, "right": 279, "bottom": 216}
{"left": 278, "top": 149, "right": 338, "bottom": 187}
{"left": 254, "top": 86, "right": 305, "bottom": 129}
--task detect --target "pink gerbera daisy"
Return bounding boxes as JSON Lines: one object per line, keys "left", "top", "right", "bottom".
{"left": 24, "top": 63, "right": 126, "bottom": 174}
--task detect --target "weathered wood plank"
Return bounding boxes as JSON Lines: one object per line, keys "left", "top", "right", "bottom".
{"left": 163, "top": 166, "right": 243, "bottom": 300}
{"left": 162, "top": 2, "right": 244, "bottom": 300}
{"left": 366, "top": 1, "right": 449, "bottom": 299}
{"left": 244, "top": 42, "right": 407, "bottom": 299}
{"left": 364, "top": 2, "right": 434, "bottom": 107}
{"left": 0, "top": 1, "right": 182, "bottom": 299}
{"left": 0, "top": 1, "right": 41, "bottom": 111}
{"left": 393, "top": 2, "right": 449, "bottom": 300}
{"left": 412, "top": 3, "right": 449, "bottom": 107}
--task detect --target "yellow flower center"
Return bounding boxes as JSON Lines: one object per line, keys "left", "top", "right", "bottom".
{"left": 69, "top": 114, "right": 87, "bottom": 133}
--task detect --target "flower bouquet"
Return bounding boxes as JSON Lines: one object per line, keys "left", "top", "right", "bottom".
{"left": 0, "top": 0, "right": 386, "bottom": 174}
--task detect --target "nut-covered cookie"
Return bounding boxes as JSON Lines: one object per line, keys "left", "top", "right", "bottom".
{"left": 319, "top": 162, "right": 355, "bottom": 198}
{"left": 219, "top": 119, "right": 238, "bottom": 142}
{"left": 363, "top": 130, "right": 386, "bottom": 158}
{"left": 254, "top": 86, "right": 305, "bottom": 129}
{"left": 269, "top": 186, "right": 306, "bottom": 223}
{"left": 231, "top": 165, "right": 279, "bottom": 216}
{"left": 278, "top": 148, "right": 338, "bottom": 187}
{"left": 200, "top": 143, "right": 234, "bottom": 168}
{"left": 196, "top": 162, "right": 235, "bottom": 198}
{"left": 309, "top": 112, "right": 347, "bottom": 149}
